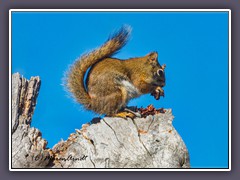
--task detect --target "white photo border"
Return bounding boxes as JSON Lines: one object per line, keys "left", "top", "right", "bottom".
{"left": 9, "top": 9, "right": 231, "bottom": 171}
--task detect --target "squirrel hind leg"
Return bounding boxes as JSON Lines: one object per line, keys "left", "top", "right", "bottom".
{"left": 89, "top": 80, "right": 140, "bottom": 118}
{"left": 90, "top": 89, "right": 127, "bottom": 116}
{"left": 108, "top": 87, "right": 141, "bottom": 119}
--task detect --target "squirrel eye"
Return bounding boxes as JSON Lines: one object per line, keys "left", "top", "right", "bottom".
{"left": 157, "top": 69, "right": 164, "bottom": 77}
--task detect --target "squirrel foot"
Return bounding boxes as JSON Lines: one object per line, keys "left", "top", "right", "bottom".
{"left": 114, "top": 111, "right": 137, "bottom": 119}
{"left": 113, "top": 107, "right": 141, "bottom": 119}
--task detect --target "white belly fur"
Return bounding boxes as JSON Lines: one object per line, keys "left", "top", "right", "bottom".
{"left": 121, "top": 80, "right": 140, "bottom": 99}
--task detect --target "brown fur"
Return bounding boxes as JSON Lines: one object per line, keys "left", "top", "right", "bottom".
{"left": 66, "top": 26, "right": 165, "bottom": 116}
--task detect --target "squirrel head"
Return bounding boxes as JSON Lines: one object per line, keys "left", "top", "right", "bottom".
{"left": 146, "top": 52, "right": 166, "bottom": 88}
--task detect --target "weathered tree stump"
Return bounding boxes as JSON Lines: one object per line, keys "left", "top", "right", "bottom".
{"left": 11, "top": 73, "right": 190, "bottom": 169}
{"left": 11, "top": 73, "right": 50, "bottom": 168}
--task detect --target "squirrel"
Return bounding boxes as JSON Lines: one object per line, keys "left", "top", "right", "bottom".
{"left": 65, "top": 25, "right": 166, "bottom": 118}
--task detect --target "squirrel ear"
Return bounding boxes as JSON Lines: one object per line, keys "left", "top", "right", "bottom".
{"left": 147, "top": 52, "right": 158, "bottom": 62}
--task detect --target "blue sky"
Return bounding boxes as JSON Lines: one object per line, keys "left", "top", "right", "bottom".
{"left": 12, "top": 11, "right": 229, "bottom": 168}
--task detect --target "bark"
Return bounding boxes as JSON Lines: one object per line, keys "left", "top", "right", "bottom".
{"left": 11, "top": 73, "right": 50, "bottom": 168}
{"left": 11, "top": 73, "right": 190, "bottom": 169}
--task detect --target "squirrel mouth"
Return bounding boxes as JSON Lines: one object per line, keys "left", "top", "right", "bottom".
{"left": 152, "top": 81, "right": 165, "bottom": 88}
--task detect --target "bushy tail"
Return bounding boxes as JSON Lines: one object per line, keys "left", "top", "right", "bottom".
{"left": 65, "top": 25, "right": 131, "bottom": 109}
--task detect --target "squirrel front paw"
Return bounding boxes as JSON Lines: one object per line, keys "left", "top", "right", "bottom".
{"left": 151, "top": 86, "right": 164, "bottom": 100}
